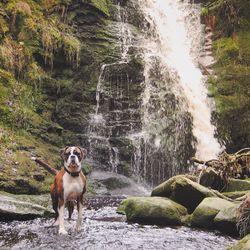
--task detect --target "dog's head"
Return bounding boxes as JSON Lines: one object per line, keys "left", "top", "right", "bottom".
{"left": 61, "top": 146, "right": 87, "bottom": 171}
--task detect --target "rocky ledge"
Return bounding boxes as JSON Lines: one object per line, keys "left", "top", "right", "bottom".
{"left": 0, "top": 192, "right": 53, "bottom": 221}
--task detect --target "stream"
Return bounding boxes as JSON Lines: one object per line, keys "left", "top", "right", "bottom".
{"left": 0, "top": 196, "right": 236, "bottom": 250}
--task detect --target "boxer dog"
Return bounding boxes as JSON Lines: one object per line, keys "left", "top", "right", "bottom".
{"left": 33, "top": 146, "right": 87, "bottom": 235}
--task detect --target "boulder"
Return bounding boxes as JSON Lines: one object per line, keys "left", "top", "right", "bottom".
{"left": 226, "top": 179, "right": 250, "bottom": 192}
{"left": 151, "top": 175, "right": 229, "bottom": 212}
{"left": 214, "top": 203, "right": 239, "bottom": 235}
{"left": 222, "top": 191, "right": 250, "bottom": 200}
{"left": 191, "top": 197, "right": 235, "bottom": 228}
{"left": 227, "top": 234, "right": 250, "bottom": 250}
{"left": 117, "top": 196, "right": 187, "bottom": 225}
{"left": 0, "top": 192, "right": 53, "bottom": 221}
{"left": 90, "top": 171, "right": 148, "bottom": 196}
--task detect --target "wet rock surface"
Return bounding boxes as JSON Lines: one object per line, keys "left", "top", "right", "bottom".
{"left": 0, "top": 192, "right": 53, "bottom": 221}
{"left": 0, "top": 196, "right": 237, "bottom": 250}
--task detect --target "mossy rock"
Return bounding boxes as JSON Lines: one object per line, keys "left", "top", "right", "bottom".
{"left": 222, "top": 191, "right": 250, "bottom": 200}
{"left": 0, "top": 192, "right": 53, "bottom": 221}
{"left": 118, "top": 196, "right": 187, "bottom": 225}
{"left": 151, "top": 175, "right": 227, "bottom": 213}
{"left": 226, "top": 179, "right": 250, "bottom": 192}
{"left": 214, "top": 203, "right": 239, "bottom": 236}
{"left": 191, "top": 197, "right": 235, "bottom": 228}
{"left": 85, "top": 0, "right": 111, "bottom": 17}
{"left": 227, "top": 234, "right": 250, "bottom": 250}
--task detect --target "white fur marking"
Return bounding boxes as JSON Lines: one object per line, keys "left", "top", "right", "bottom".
{"left": 64, "top": 146, "right": 81, "bottom": 172}
{"left": 58, "top": 204, "right": 67, "bottom": 235}
{"left": 63, "top": 173, "right": 84, "bottom": 201}
{"left": 76, "top": 202, "right": 83, "bottom": 231}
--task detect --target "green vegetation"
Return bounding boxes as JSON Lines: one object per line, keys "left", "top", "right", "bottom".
{"left": 202, "top": 0, "right": 250, "bottom": 151}
{"left": 0, "top": 0, "right": 118, "bottom": 194}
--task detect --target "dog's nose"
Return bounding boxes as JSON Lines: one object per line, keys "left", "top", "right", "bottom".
{"left": 71, "top": 155, "right": 76, "bottom": 159}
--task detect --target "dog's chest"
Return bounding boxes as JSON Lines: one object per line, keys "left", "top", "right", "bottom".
{"left": 63, "top": 174, "right": 84, "bottom": 201}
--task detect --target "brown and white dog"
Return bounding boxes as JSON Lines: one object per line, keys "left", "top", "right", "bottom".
{"left": 33, "top": 146, "right": 87, "bottom": 235}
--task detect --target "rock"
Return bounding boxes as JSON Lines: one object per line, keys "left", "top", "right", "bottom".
{"left": 90, "top": 171, "right": 149, "bottom": 196}
{"left": 191, "top": 197, "right": 235, "bottom": 228}
{"left": 0, "top": 192, "right": 53, "bottom": 221}
{"left": 226, "top": 179, "right": 250, "bottom": 192}
{"left": 223, "top": 191, "right": 250, "bottom": 200}
{"left": 118, "top": 196, "right": 187, "bottom": 225}
{"left": 199, "top": 167, "right": 226, "bottom": 191}
{"left": 214, "top": 203, "right": 239, "bottom": 235}
{"left": 151, "top": 175, "right": 229, "bottom": 212}
{"left": 227, "top": 234, "right": 250, "bottom": 250}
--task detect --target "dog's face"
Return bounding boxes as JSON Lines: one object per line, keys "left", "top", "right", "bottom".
{"left": 61, "top": 146, "right": 87, "bottom": 171}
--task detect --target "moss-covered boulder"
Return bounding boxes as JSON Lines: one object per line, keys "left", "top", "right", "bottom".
{"left": 226, "top": 179, "right": 250, "bottom": 192}
{"left": 191, "top": 197, "right": 234, "bottom": 228}
{"left": 214, "top": 203, "right": 239, "bottom": 236}
{"left": 223, "top": 191, "right": 250, "bottom": 200}
{"left": 227, "top": 234, "right": 250, "bottom": 250}
{"left": 151, "top": 175, "right": 228, "bottom": 212}
{"left": 0, "top": 192, "right": 53, "bottom": 221}
{"left": 117, "top": 196, "right": 187, "bottom": 225}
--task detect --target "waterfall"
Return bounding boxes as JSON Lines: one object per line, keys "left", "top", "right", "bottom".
{"left": 88, "top": 0, "right": 222, "bottom": 186}
{"left": 137, "top": 0, "right": 222, "bottom": 161}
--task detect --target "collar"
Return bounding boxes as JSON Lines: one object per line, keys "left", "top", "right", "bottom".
{"left": 64, "top": 167, "right": 81, "bottom": 177}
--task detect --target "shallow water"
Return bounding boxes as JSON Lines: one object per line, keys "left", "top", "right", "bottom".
{"left": 0, "top": 196, "right": 236, "bottom": 250}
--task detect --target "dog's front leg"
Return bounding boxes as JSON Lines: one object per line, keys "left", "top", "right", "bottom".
{"left": 58, "top": 203, "right": 67, "bottom": 235}
{"left": 76, "top": 197, "right": 83, "bottom": 231}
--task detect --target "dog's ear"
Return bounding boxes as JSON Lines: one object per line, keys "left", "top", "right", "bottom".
{"left": 79, "top": 147, "right": 87, "bottom": 160}
{"left": 60, "top": 146, "right": 69, "bottom": 159}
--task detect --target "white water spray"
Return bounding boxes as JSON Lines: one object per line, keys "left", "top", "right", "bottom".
{"left": 138, "top": 0, "right": 222, "bottom": 160}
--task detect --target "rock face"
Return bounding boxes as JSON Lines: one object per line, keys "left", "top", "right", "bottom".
{"left": 117, "top": 196, "right": 187, "bottom": 225}
{"left": 0, "top": 192, "right": 53, "bottom": 221}
{"left": 227, "top": 234, "right": 250, "bottom": 250}
{"left": 151, "top": 175, "right": 227, "bottom": 212}
{"left": 191, "top": 197, "right": 234, "bottom": 228}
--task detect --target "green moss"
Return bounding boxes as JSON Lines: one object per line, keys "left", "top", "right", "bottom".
{"left": 227, "top": 234, "right": 250, "bottom": 250}
{"left": 86, "top": 0, "right": 111, "bottom": 17}
{"left": 201, "top": 7, "right": 209, "bottom": 18}
{"left": 119, "top": 196, "right": 187, "bottom": 225}
{"left": 214, "top": 37, "right": 239, "bottom": 65}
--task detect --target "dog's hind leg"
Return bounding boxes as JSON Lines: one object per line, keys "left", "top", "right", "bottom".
{"left": 76, "top": 196, "right": 83, "bottom": 231}
{"left": 67, "top": 201, "right": 74, "bottom": 220}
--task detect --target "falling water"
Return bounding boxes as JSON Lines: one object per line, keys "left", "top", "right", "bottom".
{"left": 88, "top": 0, "right": 223, "bottom": 186}
{"left": 88, "top": 2, "right": 134, "bottom": 173}
{"left": 138, "top": 0, "right": 222, "bottom": 161}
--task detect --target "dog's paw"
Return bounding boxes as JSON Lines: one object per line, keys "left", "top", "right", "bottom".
{"left": 59, "top": 228, "right": 68, "bottom": 235}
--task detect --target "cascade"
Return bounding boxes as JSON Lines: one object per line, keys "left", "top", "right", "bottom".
{"left": 88, "top": 0, "right": 222, "bottom": 186}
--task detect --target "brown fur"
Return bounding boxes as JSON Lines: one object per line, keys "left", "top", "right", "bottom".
{"left": 50, "top": 168, "right": 87, "bottom": 222}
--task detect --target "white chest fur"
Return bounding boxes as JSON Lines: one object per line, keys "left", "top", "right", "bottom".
{"left": 63, "top": 173, "right": 84, "bottom": 201}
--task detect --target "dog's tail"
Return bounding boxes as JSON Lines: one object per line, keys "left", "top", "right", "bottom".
{"left": 31, "top": 157, "right": 58, "bottom": 175}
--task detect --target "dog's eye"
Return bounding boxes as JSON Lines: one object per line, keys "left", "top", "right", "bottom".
{"left": 74, "top": 152, "right": 80, "bottom": 156}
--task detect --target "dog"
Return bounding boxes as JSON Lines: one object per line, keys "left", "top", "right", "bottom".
{"left": 33, "top": 146, "right": 87, "bottom": 235}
